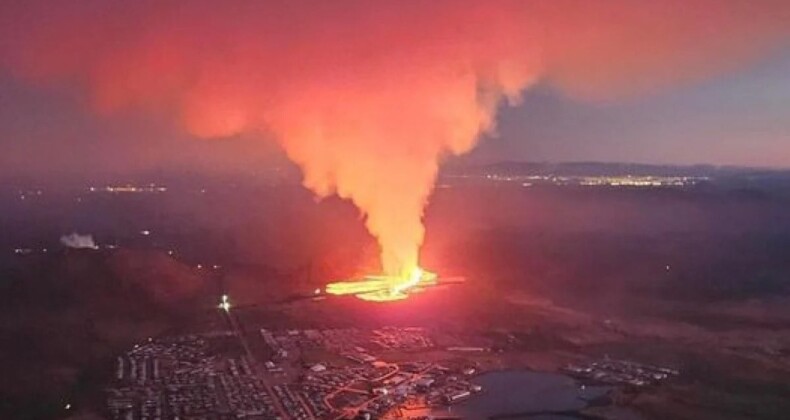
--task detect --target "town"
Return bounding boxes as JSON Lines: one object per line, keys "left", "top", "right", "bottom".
{"left": 106, "top": 327, "right": 485, "bottom": 419}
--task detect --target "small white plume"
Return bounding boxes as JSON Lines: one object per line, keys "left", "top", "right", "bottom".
{"left": 60, "top": 233, "right": 99, "bottom": 249}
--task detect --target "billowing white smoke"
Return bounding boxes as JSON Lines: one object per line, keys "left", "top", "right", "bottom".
{"left": 60, "top": 233, "right": 99, "bottom": 249}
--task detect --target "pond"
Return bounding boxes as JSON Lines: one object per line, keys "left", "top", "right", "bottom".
{"left": 432, "top": 370, "right": 611, "bottom": 420}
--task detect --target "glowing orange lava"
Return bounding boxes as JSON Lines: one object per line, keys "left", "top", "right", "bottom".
{"left": 326, "top": 267, "right": 437, "bottom": 302}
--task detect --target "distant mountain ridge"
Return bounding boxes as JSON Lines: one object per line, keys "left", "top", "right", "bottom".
{"left": 445, "top": 161, "right": 790, "bottom": 178}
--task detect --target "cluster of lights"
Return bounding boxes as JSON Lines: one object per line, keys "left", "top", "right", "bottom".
{"left": 18, "top": 189, "right": 43, "bottom": 200}
{"left": 89, "top": 184, "right": 167, "bottom": 193}
{"left": 475, "top": 173, "right": 708, "bottom": 187}
{"left": 577, "top": 175, "right": 704, "bottom": 187}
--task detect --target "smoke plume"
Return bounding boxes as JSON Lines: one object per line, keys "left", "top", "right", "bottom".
{"left": 60, "top": 233, "right": 99, "bottom": 250}
{"left": 2, "top": 1, "right": 788, "bottom": 276}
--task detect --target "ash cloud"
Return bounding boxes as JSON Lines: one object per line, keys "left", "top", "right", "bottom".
{"left": 1, "top": 0, "right": 788, "bottom": 276}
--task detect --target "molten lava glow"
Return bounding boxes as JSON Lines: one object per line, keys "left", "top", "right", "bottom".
{"left": 326, "top": 267, "right": 437, "bottom": 302}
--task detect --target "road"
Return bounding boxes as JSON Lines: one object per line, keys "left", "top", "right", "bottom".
{"left": 220, "top": 308, "right": 299, "bottom": 419}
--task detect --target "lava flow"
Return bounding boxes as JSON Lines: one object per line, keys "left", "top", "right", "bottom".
{"left": 326, "top": 267, "right": 437, "bottom": 302}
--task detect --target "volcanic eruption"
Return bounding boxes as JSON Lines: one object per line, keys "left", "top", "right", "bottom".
{"left": 1, "top": 1, "right": 788, "bottom": 301}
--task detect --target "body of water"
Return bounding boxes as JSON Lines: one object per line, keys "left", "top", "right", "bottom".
{"left": 433, "top": 370, "right": 611, "bottom": 420}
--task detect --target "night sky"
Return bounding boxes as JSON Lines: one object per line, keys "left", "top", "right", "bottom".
{"left": 482, "top": 52, "right": 790, "bottom": 167}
